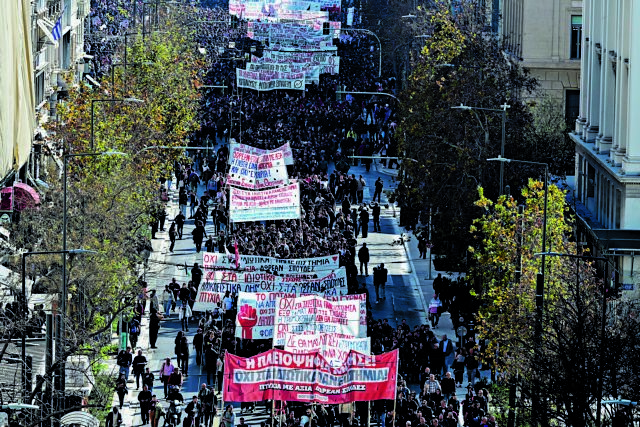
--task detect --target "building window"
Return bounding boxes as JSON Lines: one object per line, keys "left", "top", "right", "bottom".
{"left": 565, "top": 89, "right": 580, "bottom": 127}
{"left": 35, "top": 71, "right": 45, "bottom": 106}
{"left": 570, "top": 15, "right": 582, "bottom": 60}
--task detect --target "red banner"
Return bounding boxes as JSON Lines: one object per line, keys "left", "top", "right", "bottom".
{"left": 223, "top": 349, "right": 398, "bottom": 403}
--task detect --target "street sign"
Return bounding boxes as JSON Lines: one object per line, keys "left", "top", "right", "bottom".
{"left": 456, "top": 326, "right": 467, "bottom": 337}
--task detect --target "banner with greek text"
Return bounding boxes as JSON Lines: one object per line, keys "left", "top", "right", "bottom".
{"left": 233, "top": 289, "right": 358, "bottom": 340}
{"left": 273, "top": 295, "right": 364, "bottom": 346}
{"left": 284, "top": 333, "right": 371, "bottom": 366}
{"left": 229, "top": 183, "right": 301, "bottom": 222}
{"left": 227, "top": 143, "right": 290, "bottom": 189}
{"left": 229, "top": 141, "right": 294, "bottom": 166}
{"left": 193, "top": 269, "right": 348, "bottom": 312}
{"left": 223, "top": 349, "right": 399, "bottom": 403}
{"left": 202, "top": 252, "right": 340, "bottom": 274}
{"left": 237, "top": 68, "right": 305, "bottom": 92}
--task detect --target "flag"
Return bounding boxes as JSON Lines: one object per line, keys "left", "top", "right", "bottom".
{"left": 234, "top": 240, "right": 240, "bottom": 269}
{"left": 51, "top": 16, "right": 62, "bottom": 41}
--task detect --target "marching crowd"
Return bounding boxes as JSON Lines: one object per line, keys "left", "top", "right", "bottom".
{"left": 92, "top": 2, "right": 495, "bottom": 427}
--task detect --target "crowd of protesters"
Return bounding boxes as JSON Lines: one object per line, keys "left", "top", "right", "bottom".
{"left": 89, "top": 1, "right": 495, "bottom": 425}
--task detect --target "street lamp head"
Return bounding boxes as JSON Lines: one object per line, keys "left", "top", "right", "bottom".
{"left": 451, "top": 104, "right": 471, "bottom": 110}
{"left": 401, "top": 14, "right": 416, "bottom": 18}
{"left": 415, "top": 35, "right": 431, "bottom": 39}
{"left": 123, "top": 97, "right": 144, "bottom": 104}
{"left": 487, "top": 156, "right": 511, "bottom": 163}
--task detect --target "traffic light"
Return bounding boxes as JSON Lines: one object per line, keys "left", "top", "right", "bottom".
{"left": 323, "top": 22, "right": 330, "bottom": 35}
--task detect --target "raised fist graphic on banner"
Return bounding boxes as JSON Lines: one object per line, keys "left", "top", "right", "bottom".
{"left": 237, "top": 303, "right": 258, "bottom": 339}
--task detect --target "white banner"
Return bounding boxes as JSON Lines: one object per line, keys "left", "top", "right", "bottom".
{"left": 227, "top": 142, "right": 289, "bottom": 189}
{"left": 229, "top": 183, "right": 301, "bottom": 222}
{"left": 202, "top": 252, "right": 340, "bottom": 274}
{"left": 229, "top": 141, "right": 294, "bottom": 166}
{"left": 273, "top": 295, "right": 364, "bottom": 346}
{"left": 284, "top": 333, "right": 371, "bottom": 365}
{"left": 193, "top": 271, "right": 347, "bottom": 312}
{"left": 237, "top": 68, "right": 305, "bottom": 91}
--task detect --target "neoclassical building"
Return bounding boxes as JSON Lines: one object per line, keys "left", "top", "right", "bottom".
{"left": 571, "top": 0, "right": 640, "bottom": 295}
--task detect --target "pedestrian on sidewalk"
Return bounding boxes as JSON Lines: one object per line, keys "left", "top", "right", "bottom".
{"left": 159, "top": 358, "right": 175, "bottom": 398}
{"left": 372, "top": 202, "right": 381, "bottom": 232}
{"left": 359, "top": 207, "right": 369, "bottom": 238}
{"left": 178, "top": 336, "right": 190, "bottom": 376}
{"left": 179, "top": 189, "right": 188, "bottom": 217}
{"left": 175, "top": 211, "right": 186, "bottom": 239}
{"left": 116, "top": 347, "right": 133, "bottom": 380}
{"left": 142, "top": 367, "right": 155, "bottom": 392}
{"left": 373, "top": 263, "right": 387, "bottom": 302}
{"left": 115, "top": 373, "right": 128, "bottom": 409}
{"left": 373, "top": 177, "right": 383, "bottom": 203}
{"left": 149, "top": 309, "right": 162, "bottom": 349}
{"left": 194, "top": 328, "right": 204, "bottom": 366}
{"left": 105, "top": 406, "right": 122, "bottom": 427}
{"left": 132, "top": 349, "right": 148, "bottom": 390}
{"left": 428, "top": 294, "right": 442, "bottom": 328}
{"left": 138, "top": 385, "right": 152, "bottom": 425}
{"left": 163, "top": 286, "right": 174, "bottom": 317}
{"left": 129, "top": 318, "right": 141, "bottom": 349}
{"left": 358, "top": 243, "right": 370, "bottom": 276}
{"left": 169, "top": 223, "right": 177, "bottom": 253}
{"left": 356, "top": 175, "right": 366, "bottom": 204}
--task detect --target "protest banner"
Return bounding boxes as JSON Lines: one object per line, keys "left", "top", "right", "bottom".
{"left": 223, "top": 349, "right": 399, "bottom": 403}
{"left": 284, "top": 333, "right": 371, "bottom": 365}
{"left": 227, "top": 142, "right": 290, "bottom": 189}
{"left": 273, "top": 295, "right": 364, "bottom": 345}
{"left": 202, "top": 252, "right": 340, "bottom": 274}
{"left": 193, "top": 270, "right": 348, "bottom": 312}
{"left": 229, "top": 141, "right": 294, "bottom": 167}
{"left": 235, "top": 291, "right": 294, "bottom": 339}
{"left": 237, "top": 68, "right": 305, "bottom": 92}
{"left": 329, "top": 293, "right": 367, "bottom": 327}
{"left": 229, "top": 183, "right": 301, "bottom": 222}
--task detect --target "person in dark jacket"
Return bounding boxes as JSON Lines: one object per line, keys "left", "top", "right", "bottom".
{"left": 358, "top": 243, "right": 370, "bottom": 276}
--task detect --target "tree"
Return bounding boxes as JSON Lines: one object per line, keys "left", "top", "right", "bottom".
{"left": 395, "top": 0, "right": 544, "bottom": 266}
{"left": 0, "top": 11, "right": 203, "bottom": 425}
{"left": 468, "top": 182, "right": 640, "bottom": 426}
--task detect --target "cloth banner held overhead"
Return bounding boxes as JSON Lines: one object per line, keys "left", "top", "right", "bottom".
{"left": 229, "top": 141, "right": 294, "bottom": 166}
{"left": 273, "top": 295, "right": 364, "bottom": 346}
{"left": 193, "top": 269, "right": 348, "bottom": 312}
{"left": 284, "top": 333, "right": 371, "bottom": 366}
{"left": 223, "top": 349, "right": 399, "bottom": 403}
{"left": 229, "top": 183, "right": 301, "bottom": 222}
{"left": 236, "top": 68, "right": 305, "bottom": 92}
{"left": 202, "top": 252, "right": 339, "bottom": 274}
{"left": 227, "top": 142, "right": 290, "bottom": 189}
{"left": 234, "top": 290, "right": 362, "bottom": 340}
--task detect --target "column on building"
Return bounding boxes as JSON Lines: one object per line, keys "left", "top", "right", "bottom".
{"left": 596, "top": 0, "right": 617, "bottom": 153}
{"left": 585, "top": 0, "right": 601, "bottom": 143}
{"left": 612, "top": 0, "right": 630, "bottom": 166}
{"left": 576, "top": 0, "right": 590, "bottom": 134}
{"left": 622, "top": 1, "right": 640, "bottom": 174}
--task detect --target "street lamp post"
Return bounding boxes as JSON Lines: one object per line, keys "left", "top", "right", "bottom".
{"left": 489, "top": 156, "right": 548, "bottom": 425}
{"left": 90, "top": 98, "right": 144, "bottom": 150}
{"left": 453, "top": 104, "right": 510, "bottom": 194}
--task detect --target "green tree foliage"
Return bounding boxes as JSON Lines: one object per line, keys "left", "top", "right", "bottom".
{"left": 468, "top": 183, "right": 640, "bottom": 426}
{"left": 2, "top": 12, "right": 203, "bottom": 417}
{"left": 396, "top": 1, "right": 543, "bottom": 264}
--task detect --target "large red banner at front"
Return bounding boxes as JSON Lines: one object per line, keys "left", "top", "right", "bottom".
{"left": 223, "top": 348, "right": 398, "bottom": 403}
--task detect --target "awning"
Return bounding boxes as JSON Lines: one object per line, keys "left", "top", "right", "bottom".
{"left": 60, "top": 411, "right": 99, "bottom": 427}
{"left": 0, "top": 182, "right": 40, "bottom": 211}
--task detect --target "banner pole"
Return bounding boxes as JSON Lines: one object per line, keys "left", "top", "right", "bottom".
{"left": 392, "top": 350, "right": 399, "bottom": 427}
{"left": 271, "top": 400, "right": 276, "bottom": 427}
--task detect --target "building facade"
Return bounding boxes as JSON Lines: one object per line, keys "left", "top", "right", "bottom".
{"left": 571, "top": 0, "right": 640, "bottom": 295}
{"left": 500, "top": 0, "right": 582, "bottom": 124}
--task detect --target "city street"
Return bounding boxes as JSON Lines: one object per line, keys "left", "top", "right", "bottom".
{"left": 110, "top": 154, "right": 479, "bottom": 427}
